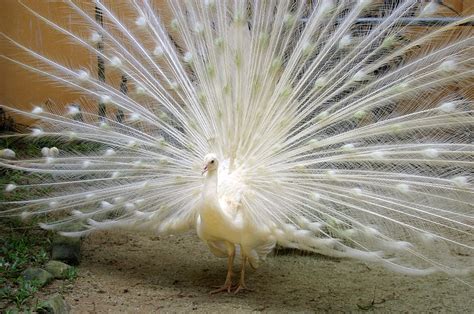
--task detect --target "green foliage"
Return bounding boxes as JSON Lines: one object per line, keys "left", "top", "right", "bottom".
{"left": 0, "top": 225, "right": 51, "bottom": 310}
{"left": 0, "top": 224, "right": 78, "bottom": 312}
{"left": 65, "top": 267, "right": 78, "bottom": 281}
{"left": 12, "top": 278, "right": 41, "bottom": 308}
{"left": 1, "top": 137, "right": 85, "bottom": 311}
{"left": 0, "top": 229, "right": 50, "bottom": 276}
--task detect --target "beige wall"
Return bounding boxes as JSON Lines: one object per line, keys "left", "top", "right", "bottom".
{"left": 1, "top": 1, "right": 96, "bottom": 125}
{"left": 0, "top": 1, "right": 472, "bottom": 126}
{"left": 0, "top": 0, "right": 173, "bottom": 125}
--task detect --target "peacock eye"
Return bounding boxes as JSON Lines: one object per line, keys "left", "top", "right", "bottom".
{"left": 211, "top": 160, "right": 215, "bottom": 164}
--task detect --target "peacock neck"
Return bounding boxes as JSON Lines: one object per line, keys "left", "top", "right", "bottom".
{"left": 200, "top": 169, "right": 222, "bottom": 221}
{"left": 203, "top": 169, "right": 218, "bottom": 199}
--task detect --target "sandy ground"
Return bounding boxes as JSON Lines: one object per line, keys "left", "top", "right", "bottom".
{"left": 61, "top": 231, "right": 473, "bottom": 313}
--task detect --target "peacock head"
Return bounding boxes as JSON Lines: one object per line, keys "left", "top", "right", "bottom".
{"left": 202, "top": 153, "right": 218, "bottom": 175}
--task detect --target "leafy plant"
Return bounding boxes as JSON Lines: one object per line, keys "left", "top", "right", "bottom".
{"left": 0, "top": 224, "right": 52, "bottom": 310}
{"left": 12, "top": 278, "right": 41, "bottom": 308}
{"left": 66, "top": 267, "right": 78, "bottom": 281}
{"left": 0, "top": 138, "right": 90, "bottom": 311}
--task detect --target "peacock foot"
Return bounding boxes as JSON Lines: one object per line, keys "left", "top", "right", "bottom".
{"left": 209, "top": 282, "right": 233, "bottom": 294}
{"left": 233, "top": 282, "right": 253, "bottom": 294}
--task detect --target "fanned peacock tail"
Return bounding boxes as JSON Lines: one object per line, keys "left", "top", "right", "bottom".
{"left": 1, "top": 1, "right": 473, "bottom": 277}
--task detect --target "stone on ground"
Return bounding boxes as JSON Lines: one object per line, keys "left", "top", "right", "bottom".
{"left": 51, "top": 235, "right": 81, "bottom": 266}
{"left": 36, "top": 294, "right": 70, "bottom": 314}
{"left": 22, "top": 268, "right": 53, "bottom": 287}
{"left": 44, "top": 261, "right": 73, "bottom": 279}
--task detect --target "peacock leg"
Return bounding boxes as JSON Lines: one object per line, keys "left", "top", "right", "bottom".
{"left": 234, "top": 254, "right": 253, "bottom": 294}
{"left": 209, "top": 244, "right": 235, "bottom": 294}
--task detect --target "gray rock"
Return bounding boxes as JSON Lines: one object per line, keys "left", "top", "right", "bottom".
{"left": 51, "top": 235, "right": 81, "bottom": 265}
{"left": 22, "top": 268, "right": 53, "bottom": 287}
{"left": 44, "top": 261, "right": 72, "bottom": 279}
{"left": 37, "top": 294, "right": 70, "bottom": 314}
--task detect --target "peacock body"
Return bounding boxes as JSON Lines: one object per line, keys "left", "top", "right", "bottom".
{"left": 1, "top": 0, "right": 473, "bottom": 292}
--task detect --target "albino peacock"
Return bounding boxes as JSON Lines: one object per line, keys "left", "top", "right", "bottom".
{"left": 1, "top": 1, "right": 473, "bottom": 293}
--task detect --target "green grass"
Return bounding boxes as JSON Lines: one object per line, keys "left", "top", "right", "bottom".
{"left": 0, "top": 137, "right": 89, "bottom": 312}
{"left": 65, "top": 266, "right": 78, "bottom": 281}
{"left": 0, "top": 220, "right": 79, "bottom": 312}
{"left": 0, "top": 221, "right": 52, "bottom": 310}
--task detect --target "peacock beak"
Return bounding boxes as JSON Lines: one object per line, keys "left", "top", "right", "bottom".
{"left": 201, "top": 164, "right": 208, "bottom": 175}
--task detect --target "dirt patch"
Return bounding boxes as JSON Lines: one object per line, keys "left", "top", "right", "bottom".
{"left": 62, "top": 231, "right": 473, "bottom": 313}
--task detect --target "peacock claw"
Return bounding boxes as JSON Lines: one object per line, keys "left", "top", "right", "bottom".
{"left": 209, "top": 283, "right": 233, "bottom": 294}
{"left": 233, "top": 283, "right": 253, "bottom": 294}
